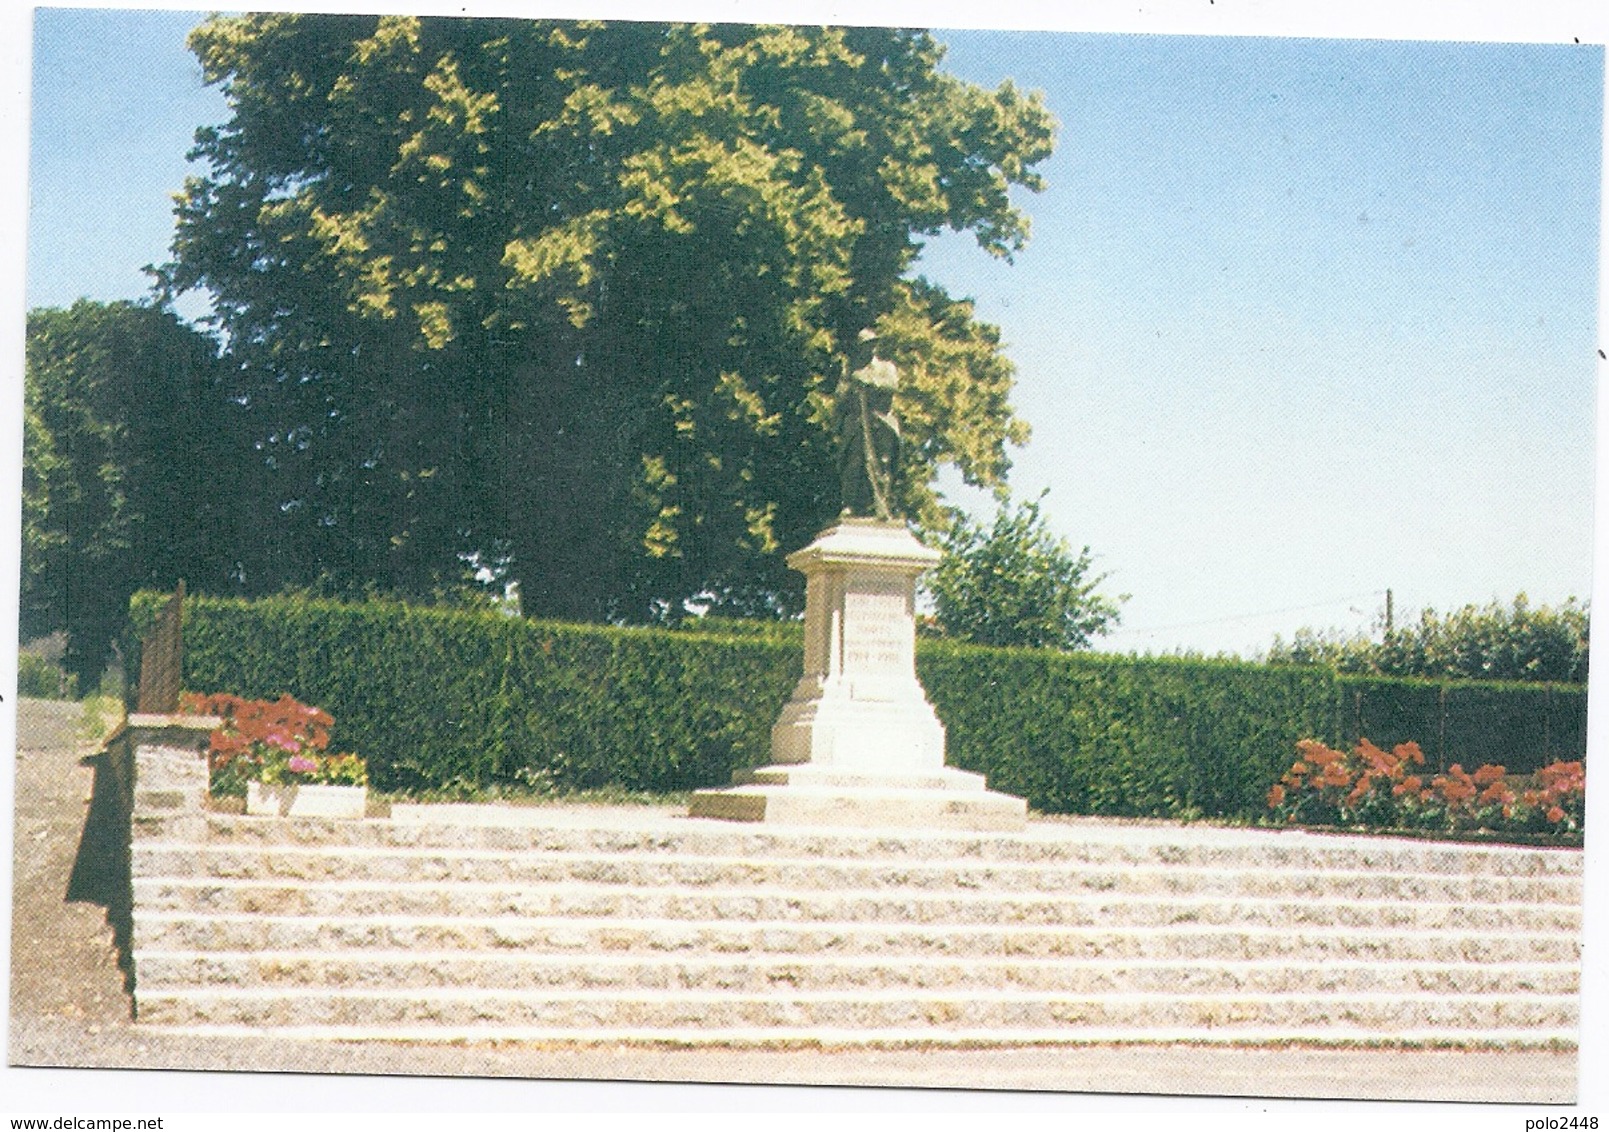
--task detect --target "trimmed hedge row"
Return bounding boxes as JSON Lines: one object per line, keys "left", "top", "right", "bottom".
{"left": 129, "top": 593, "right": 1331, "bottom": 818}
{"left": 1336, "top": 675, "right": 1587, "bottom": 775}
{"left": 131, "top": 594, "right": 798, "bottom": 796}
{"left": 128, "top": 593, "right": 1587, "bottom": 818}
{"left": 921, "top": 644, "right": 1335, "bottom": 819}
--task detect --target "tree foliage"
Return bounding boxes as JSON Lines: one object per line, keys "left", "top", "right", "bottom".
{"left": 161, "top": 15, "right": 1053, "bottom": 622}
{"left": 22, "top": 300, "right": 243, "bottom": 681}
{"left": 924, "top": 493, "right": 1123, "bottom": 650}
{"left": 1266, "top": 594, "right": 1589, "bottom": 684}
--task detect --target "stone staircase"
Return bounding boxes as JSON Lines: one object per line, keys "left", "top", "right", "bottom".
{"left": 126, "top": 806, "right": 1583, "bottom": 1047}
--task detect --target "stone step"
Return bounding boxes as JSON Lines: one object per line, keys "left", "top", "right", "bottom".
{"left": 128, "top": 876, "right": 1581, "bottom": 933}
{"left": 132, "top": 986, "right": 1579, "bottom": 1033}
{"left": 128, "top": 844, "right": 1585, "bottom": 905}
{"left": 130, "top": 1021, "right": 1582, "bottom": 1048}
{"left": 125, "top": 808, "right": 1584, "bottom": 1050}
{"left": 131, "top": 912, "right": 1581, "bottom": 964}
{"left": 133, "top": 812, "right": 1585, "bottom": 878}
{"left": 687, "top": 782, "right": 1028, "bottom": 830}
{"left": 132, "top": 950, "right": 1582, "bottom": 997}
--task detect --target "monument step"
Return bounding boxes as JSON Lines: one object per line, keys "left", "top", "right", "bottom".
{"left": 131, "top": 950, "right": 1582, "bottom": 997}
{"left": 695, "top": 783, "right": 1040, "bottom": 830}
{"left": 133, "top": 812, "right": 1585, "bottom": 879}
{"left": 731, "top": 765, "right": 992, "bottom": 791}
{"left": 126, "top": 1022, "right": 1582, "bottom": 1049}
{"left": 132, "top": 986, "right": 1578, "bottom": 1033}
{"left": 128, "top": 877, "right": 1581, "bottom": 932}
{"left": 131, "top": 912, "right": 1579, "bottom": 964}
{"left": 128, "top": 843, "right": 1583, "bottom": 904}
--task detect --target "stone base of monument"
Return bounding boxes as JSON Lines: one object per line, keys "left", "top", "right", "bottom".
{"left": 689, "top": 518, "right": 1028, "bottom": 832}
{"left": 689, "top": 763, "right": 1027, "bottom": 830}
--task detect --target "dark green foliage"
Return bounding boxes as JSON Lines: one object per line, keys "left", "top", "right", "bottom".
{"left": 136, "top": 593, "right": 1587, "bottom": 810}
{"left": 1268, "top": 594, "right": 1589, "bottom": 684}
{"left": 919, "top": 644, "right": 1336, "bottom": 819}
{"left": 17, "top": 653, "right": 79, "bottom": 700}
{"left": 924, "top": 493, "right": 1123, "bottom": 650}
{"left": 142, "top": 592, "right": 1335, "bottom": 814}
{"left": 1337, "top": 675, "right": 1587, "bottom": 775}
{"left": 138, "top": 592, "right": 799, "bottom": 794}
{"left": 24, "top": 300, "right": 243, "bottom": 682}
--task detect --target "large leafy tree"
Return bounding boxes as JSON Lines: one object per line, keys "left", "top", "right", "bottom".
{"left": 162, "top": 15, "right": 1052, "bottom": 621}
{"left": 23, "top": 300, "right": 247, "bottom": 681}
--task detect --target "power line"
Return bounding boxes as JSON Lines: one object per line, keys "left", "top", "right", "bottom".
{"left": 1105, "top": 590, "right": 1389, "bottom": 637}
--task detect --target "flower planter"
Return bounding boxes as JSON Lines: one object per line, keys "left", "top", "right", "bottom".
{"left": 247, "top": 781, "right": 368, "bottom": 818}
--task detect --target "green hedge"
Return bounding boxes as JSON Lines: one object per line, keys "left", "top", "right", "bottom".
{"left": 919, "top": 644, "right": 1336, "bottom": 819}
{"left": 1337, "top": 675, "right": 1587, "bottom": 774}
{"left": 132, "top": 592, "right": 1343, "bottom": 818}
{"left": 130, "top": 593, "right": 799, "bottom": 795}
{"left": 128, "top": 593, "right": 1587, "bottom": 815}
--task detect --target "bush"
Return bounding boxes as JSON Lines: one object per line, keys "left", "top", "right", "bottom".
{"left": 1336, "top": 675, "right": 1587, "bottom": 774}
{"left": 139, "top": 593, "right": 1336, "bottom": 816}
{"left": 181, "top": 691, "right": 366, "bottom": 796}
{"left": 17, "top": 653, "right": 78, "bottom": 699}
{"left": 924, "top": 493, "right": 1123, "bottom": 649}
{"left": 920, "top": 643, "right": 1336, "bottom": 819}
{"left": 1267, "top": 737, "right": 1585, "bottom": 839}
{"left": 1268, "top": 594, "right": 1589, "bottom": 683}
{"left": 134, "top": 593, "right": 799, "bottom": 796}
{"left": 128, "top": 592, "right": 1588, "bottom": 819}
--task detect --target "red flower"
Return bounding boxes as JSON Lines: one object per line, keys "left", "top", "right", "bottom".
{"left": 1318, "top": 763, "right": 1352, "bottom": 789}
{"left": 1306, "top": 746, "right": 1343, "bottom": 768}
{"left": 1358, "top": 740, "right": 1393, "bottom": 774}
{"left": 1478, "top": 781, "right": 1513, "bottom": 806}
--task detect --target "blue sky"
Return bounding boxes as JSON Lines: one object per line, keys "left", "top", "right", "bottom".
{"left": 19, "top": 7, "right": 1607, "bottom": 656}
{"left": 923, "top": 31, "right": 1602, "bottom": 653}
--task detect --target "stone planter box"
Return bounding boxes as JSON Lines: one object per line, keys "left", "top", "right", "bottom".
{"left": 247, "top": 781, "right": 367, "bottom": 819}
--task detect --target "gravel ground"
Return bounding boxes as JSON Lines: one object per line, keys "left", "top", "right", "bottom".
{"left": 5, "top": 697, "right": 1581, "bottom": 1108}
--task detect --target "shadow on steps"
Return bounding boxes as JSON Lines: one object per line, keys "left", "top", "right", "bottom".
{"left": 67, "top": 749, "right": 135, "bottom": 1012}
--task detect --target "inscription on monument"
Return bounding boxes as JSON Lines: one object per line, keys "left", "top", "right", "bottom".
{"left": 842, "top": 588, "right": 910, "bottom": 673}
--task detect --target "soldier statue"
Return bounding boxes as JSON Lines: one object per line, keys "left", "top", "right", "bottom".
{"left": 835, "top": 328, "right": 901, "bottom": 520}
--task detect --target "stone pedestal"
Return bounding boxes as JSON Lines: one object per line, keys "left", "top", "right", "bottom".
{"left": 690, "top": 519, "right": 1027, "bottom": 830}
{"left": 128, "top": 713, "right": 219, "bottom": 817}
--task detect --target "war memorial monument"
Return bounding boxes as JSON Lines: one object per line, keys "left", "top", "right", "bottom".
{"left": 690, "top": 331, "right": 1028, "bottom": 829}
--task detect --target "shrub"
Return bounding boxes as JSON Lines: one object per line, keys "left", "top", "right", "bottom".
{"left": 920, "top": 642, "right": 1335, "bottom": 819}
{"left": 1521, "top": 760, "right": 1587, "bottom": 833}
{"left": 1268, "top": 594, "right": 1589, "bottom": 683}
{"left": 924, "top": 493, "right": 1123, "bottom": 649}
{"left": 1337, "top": 675, "right": 1587, "bottom": 775}
{"left": 1267, "top": 737, "right": 1584, "bottom": 839}
{"left": 130, "top": 591, "right": 1586, "bottom": 822}
{"left": 181, "top": 690, "right": 366, "bottom": 796}
{"left": 17, "top": 653, "right": 78, "bottom": 699}
{"left": 141, "top": 593, "right": 798, "bottom": 797}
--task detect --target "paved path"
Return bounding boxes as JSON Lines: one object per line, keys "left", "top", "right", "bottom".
{"left": 6, "top": 698, "right": 1580, "bottom": 1103}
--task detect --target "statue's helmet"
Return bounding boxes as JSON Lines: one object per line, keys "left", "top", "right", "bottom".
{"left": 852, "top": 356, "right": 899, "bottom": 390}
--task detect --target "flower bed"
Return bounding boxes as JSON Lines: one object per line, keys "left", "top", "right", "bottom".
{"left": 1267, "top": 737, "right": 1584, "bottom": 842}
{"left": 181, "top": 691, "right": 368, "bottom": 807}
